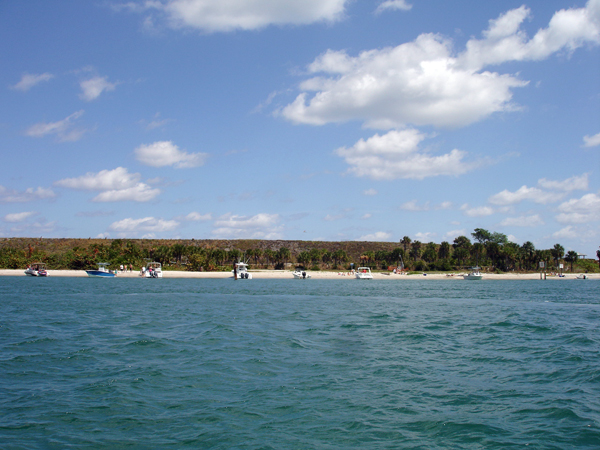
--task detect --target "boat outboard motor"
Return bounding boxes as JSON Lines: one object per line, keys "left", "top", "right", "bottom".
{"left": 302, "top": 271, "right": 306, "bottom": 279}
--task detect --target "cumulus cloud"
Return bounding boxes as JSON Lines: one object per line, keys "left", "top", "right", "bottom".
{"left": 461, "top": 205, "right": 495, "bottom": 217}
{"left": 375, "top": 0, "right": 412, "bottom": 14}
{"left": 212, "top": 213, "right": 282, "bottom": 238}
{"left": 500, "top": 214, "right": 544, "bottom": 227}
{"left": 108, "top": 216, "right": 180, "bottom": 233}
{"left": 552, "top": 225, "right": 577, "bottom": 239}
{"left": 55, "top": 167, "right": 160, "bottom": 202}
{"left": 336, "top": 129, "right": 476, "bottom": 180}
{"left": 538, "top": 173, "right": 589, "bottom": 192}
{"left": 356, "top": 231, "right": 392, "bottom": 241}
{"left": 555, "top": 192, "right": 600, "bottom": 224}
{"left": 11, "top": 72, "right": 54, "bottom": 91}
{"left": 0, "top": 186, "right": 56, "bottom": 203}
{"left": 181, "top": 212, "right": 212, "bottom": 221}
{"left": 363, "top": 188, "right": 378, "bottom": 196}
{"left": 583, "top": 132, "right": 600, "bottom": 147}
{"left": 399, "top": 200, "right": 429, "bottom": 211}
{"left": 25, "top": 110, "right": 88, "bottom": 142}
{"left": 281, "top": 1, "right": 600, "bottom": 129}
{"left": 135, "top": 141, "right": 207, "bottom": 168}
{"left": 79, "top": 76, "right": 118, "bottom": 101}
{"left": 3, "top": 211, "right": 37, "bottom": 223}
{"left": 135, "top": 0, "right": 348, "bottom": 33}
{"left": 489, "top": 185, "right": 558, "bottom": 205}
{"left": 490, "top": 174, "right": 589, "bottom": 205}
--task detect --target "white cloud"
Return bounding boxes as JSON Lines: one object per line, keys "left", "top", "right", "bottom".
{"left": 281, "top": 34, "right": 527, "bottom": 129}
{"left": 79, "top": 76, "right": 118, "bottom": 101}
{"left": 436, "top": 201, "right": 453, "bottom": 210}
{"left": 0, "top": 186, "right": 56, "bottom": 203}
{"left": 135, "top": 141, "right": 207, "bottom": 168}
{"left": 363, "top": 188, "right": 378, "bottom": 196}
{"left": 555, "top": 192, "right": 600, "bottom": 224}
{"left": 212, "top": 213, "right": 282, "bottom": 239}
{"left": 3, "top": 211, "right": 36, "bottom": 223}
{"left": 489, "top": 185, "right": 558, "bottom": 205}
{"left": 55, "top": 167, "right": 160, "bottom": 202}
{"left": 92, "top": 184, "right": 160, "bottom": 202}
{"left": 500, "top": 214, "right": 544, "bottom": 227}
{"left": 443, "top": 229, "right": 466, "bottom": 241}
{"left": 399, "top": 199, "right": 429, "bottom": 211}
{"left": 108, "top": 217, "right": 180, "bottom": 233}
{"left": 25, "top": 110, "right": 88, "bottom": 142}
{"left": 552, "top": 226, "right": 577, "bottom": 239}
{"left": 375, "top": 1, "right": 412, "bottom": 14}
{"left": 461, "top": 204, "right": 495, "bottom": 217}
{"left": 583, "top": 132, "right": 600, "bottom": 147}
{"left": 356, "top": 231, "right": 392, "bottom": 241}
{"left": 361, "top": 213, "right": 372, "bottom": 219}
{"left": 414, "top": 231, "right": 435, "bottom": 242}
{"left": 281, "top": 1, "right": 600, "bottom": 130}
{"left": 538, "top": 173, "right": 589, "bottom": 192}
{"left": 55, "top": 167, "right": 140, "bottom": 191}
{"left": 11, "top": 72, "right": 54, "bottom": 91}
{"left": 181, "top": 212, "right": 212, "bottom": 221}
{"left": 145, "top": 0, "right": 348, "bottom": 33}
{"left": 460, "top": 2, "right": 600, "bottom": 69}
{"left": 336, "top": 129, "right": 476, "bottom": 180}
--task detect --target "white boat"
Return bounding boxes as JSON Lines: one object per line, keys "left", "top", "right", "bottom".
{"left": 463, "top": 267, "right": 483, "bottom": 280}
{"left": 576, "top": 274, "right": 588, "bottom": 279}
{"left": 142, "top": 262, "right": 163, "bottom": 278}
{"left": 355, "top": 267, "right": 373, "bottom": 279}
{"left": 293, "top": 268, "right": 311, "bottom": 279}
{"left": 233, "top": 261, "right": 252, "bottom": 279}
{"left": 24, "top": 262, "right": 48, "bottom": 277}
{"left": 86, "top": 263, "right": 116, "bottom": 278}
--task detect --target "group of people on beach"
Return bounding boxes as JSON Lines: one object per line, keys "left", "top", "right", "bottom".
{"left": 119, "top": 264, "right": 134, "bottom": 273}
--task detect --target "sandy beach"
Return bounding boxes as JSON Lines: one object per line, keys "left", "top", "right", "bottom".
{"left": 2, "top": 269, "right": 597, "bottom": 280}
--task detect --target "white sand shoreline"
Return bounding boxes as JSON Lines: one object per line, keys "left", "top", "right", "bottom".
{"left": 2, "top": 269, "right": 597, "bottom": 280}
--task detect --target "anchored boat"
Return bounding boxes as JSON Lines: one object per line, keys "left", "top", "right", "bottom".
{"left": 86, "top": 263, "right": 116, "bottom": 278}
{"left": 25, "top": 262, "right": 48, "bottom": 277}
{"left": 355, "top": 267, "right": 373, "bottom": 279}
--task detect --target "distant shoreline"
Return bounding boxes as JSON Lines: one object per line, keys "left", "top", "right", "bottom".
{"left": 2, "top": 269, "right": 597, "bottom": 280}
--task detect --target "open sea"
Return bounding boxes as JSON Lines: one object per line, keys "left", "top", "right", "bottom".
{"left": 1, "top": 276, "right": 599, "bottom": 449}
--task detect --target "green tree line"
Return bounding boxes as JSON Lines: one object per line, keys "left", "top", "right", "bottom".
{"left": 0, "top": 231, "right": 597, "bottom": 273}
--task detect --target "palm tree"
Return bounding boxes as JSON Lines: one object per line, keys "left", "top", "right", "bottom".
{"left": 401, "top": 236, "right": 412, "bottom": 254}
{"left": 551, "top": 244, "right": 565, "bottom": 270}
{"left": 564, "top": 250, "right": 578, "bottom": 272}
{"left": 438, "top": 241, "right": 451, "bottom": 260}
{"left": 410, "top": 241, "right": 422, "bottom": 261}
{"left": 263, "top": 249, "right": 275, "bottom": 268}
{"left": 521, "top": 241, "right": 536, "bottom": 270}
{"left": 278, "top": 247, "right": 291, "bottom": 268}
{"left": 321, "top": 250, "right": 332, "bottom": 269}
{"left": 253, "top": 248, "right": 263, "bottom": 268}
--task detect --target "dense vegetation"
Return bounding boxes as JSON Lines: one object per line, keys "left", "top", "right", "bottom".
{"left": 1, "top": 229, "right": 598, "bottom": 273}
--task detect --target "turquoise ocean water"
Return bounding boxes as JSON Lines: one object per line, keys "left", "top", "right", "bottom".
{"left": 1, "top": 276, "right": 599, "bottom": 449}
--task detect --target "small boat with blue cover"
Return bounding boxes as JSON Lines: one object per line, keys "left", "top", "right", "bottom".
{"left": 86, "top": 263, "right": 116, "bottom": 277}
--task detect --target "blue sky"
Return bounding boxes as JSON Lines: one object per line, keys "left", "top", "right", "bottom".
{"left": 1, "top": 0, "right": 599, "bottom": 256}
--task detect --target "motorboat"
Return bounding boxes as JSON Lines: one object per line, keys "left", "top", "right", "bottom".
{"left": 293, "top": 268, "right": 311, "bottom": 279}
{"left": 142, "top": 262, "right": 163, "bottom": 278}
{"left": 355, "top": 267, "right": 373, "bottom": 279}
{"left": 24, "top": 262, "right": 48, "bottom": 277}
{"left": 463, "top": 267, "right": 483, "bottom": 280}
{"left": 232, "top": 261, "right": 252, "bottom": 279}
{"left": 576, "top": 274, "right": 588, "bottom": 279}
{"left": 86, "top": 263, "right": 116, "bottom": 278}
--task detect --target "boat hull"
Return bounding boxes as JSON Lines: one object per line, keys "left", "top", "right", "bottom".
{"left": 463, "top": 275, "right": 483, "bottom": 280}
{"left": 86, "top": 270, "right": 116, "bottom": 278}
{"left": 24, "top": 270, "right": 48, "bottom": 277}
